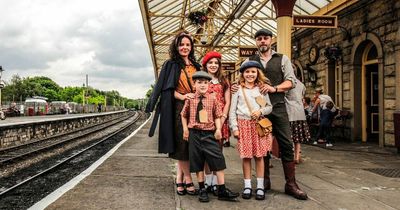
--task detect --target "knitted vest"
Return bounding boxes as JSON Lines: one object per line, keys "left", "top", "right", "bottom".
{"left": 249, "top": 53, "right": 285, "bottom": 105}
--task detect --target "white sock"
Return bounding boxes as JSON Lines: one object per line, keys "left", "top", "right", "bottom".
{"left": 212, "top": 175, "right": 218, "bottom": 185}
{"left": 244, "top": 179, "right": 252, "bottom": 194}
{"left": 205, "top": 174, "right": 212, "bottom": 186}
{"left": 256, "top": 178, "right": 264, "bottom": 195}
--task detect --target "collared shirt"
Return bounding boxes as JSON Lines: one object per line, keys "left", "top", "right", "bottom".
{"left": 229, "top": 86, "right": 273, "bottom": 132}
{"left": 245, "top": 50, "right": 297, "bottom": 89}
{"left": 176, "top": 65, "right": 196, "bottom": 94}
{"left": 181, "top": 92, "right": 223, "bottom": 131}
{"left": 285, "top": 79, "right": 306, "bottom": 121}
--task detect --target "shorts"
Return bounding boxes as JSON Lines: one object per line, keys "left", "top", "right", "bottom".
{"left": 189, "top": 129, "right": 226, "bottom": 173}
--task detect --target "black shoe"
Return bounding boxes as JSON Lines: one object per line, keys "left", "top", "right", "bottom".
{"left": 176, "top": 183, "right": 186, "bottom": 196}
{"left": 218, "top": 188, "right": 239, "bottom": 201}
{"left": 212, "top": 185, "right": 218, "bottom": 196}
{"left": 198, "top": 188, "right": 209, "bottom": 202}
{"left": 205, "top": 185, "right": 213, "bottom": 193}
{"left": 185, "top": 183, "right": 198, "bottom": 196}
{"left": 255, "top": 188, "right": 265, "bottom": 200}
{"left": 241, "top": 188, "right": 252, "bottom": 199}
{"left": 223, "top": 141, "right": 230, "bottom": 147}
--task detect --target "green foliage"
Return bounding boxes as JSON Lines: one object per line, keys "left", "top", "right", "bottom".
{"left": 145, "top": 84, "right": 154, "bottom": 99}
{"left": 60, "top": 87, "right": 83, "bottom": 102}
{"left": 2, "top": 74, "right": 153, "bottom": 111}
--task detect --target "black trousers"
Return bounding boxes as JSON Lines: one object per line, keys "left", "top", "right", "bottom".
{"left": 188, "top": 129, "right": 226, "bottom": 173}
{"left": 267, "top": 103, "right": 294, "bottom": 162}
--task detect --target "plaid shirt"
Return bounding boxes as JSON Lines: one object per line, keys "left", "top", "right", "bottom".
{"left": 181, "top": 92, "right": 223, "bottom": 131}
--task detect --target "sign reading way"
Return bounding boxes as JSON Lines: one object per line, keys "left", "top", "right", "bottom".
{"left": 293, "top": 15, "right": 337, "bottom": 28}
{"left": 239, "top": 47, "right": 258, "bottom": 57}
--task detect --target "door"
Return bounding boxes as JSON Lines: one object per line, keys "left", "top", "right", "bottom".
{"left": 365, "top": 64, "right": 379, "bottom": 142}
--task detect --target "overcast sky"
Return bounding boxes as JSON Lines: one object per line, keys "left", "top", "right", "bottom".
{"left": 0, "top": 0, "right": 154, "bottom": 99}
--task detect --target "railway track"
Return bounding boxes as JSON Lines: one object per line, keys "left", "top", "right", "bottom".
{"left": 0, "top": 111, "right": 135, "bottom": 165}
{"left": 0, "top": 110, "right": 143, "bottom": 203}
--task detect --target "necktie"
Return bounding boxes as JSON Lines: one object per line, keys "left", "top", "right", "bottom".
{"left": 196, "top": 95, "right": 204, "bottom": 122}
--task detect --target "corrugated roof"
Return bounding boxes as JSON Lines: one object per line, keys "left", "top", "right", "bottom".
{"left": 139, "top": 0, "right": 335, "bottom": 77}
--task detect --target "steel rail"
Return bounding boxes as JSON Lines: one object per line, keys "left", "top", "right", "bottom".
{"left": 0, "top": 112, "right": 134, "bottom": 164}
{"left": 0, "top": 111, "right": 141, "bottom": 197}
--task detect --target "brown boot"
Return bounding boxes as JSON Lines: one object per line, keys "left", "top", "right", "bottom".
{"left": 263, "top": 155, "right": 271, "bottom": 190}
{"left": 282, "top": 161, "right": 308, "bottom": 200}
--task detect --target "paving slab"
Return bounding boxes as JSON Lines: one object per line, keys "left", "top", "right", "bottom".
{"left": 45, "top": 117, "right": 400, "bottom": 210}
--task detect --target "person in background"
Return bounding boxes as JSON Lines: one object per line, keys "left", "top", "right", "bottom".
{"left": 145, "top": 31, "right": 201, "bottom": 196}
{"left": 202, "top": 51, "right": 231, "bottom": 195}
{"left": 312, "top": 89, "right": 337, "bottom": 146}
{"left": 303, "top": 97, "right": 312, "bottom": 122}
{"left": 285, "top": 78, "right": 311, "bottom": 164}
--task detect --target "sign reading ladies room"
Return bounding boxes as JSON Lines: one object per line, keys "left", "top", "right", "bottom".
{"left": 293, "top": 15, "right": 337, "bottom": 28}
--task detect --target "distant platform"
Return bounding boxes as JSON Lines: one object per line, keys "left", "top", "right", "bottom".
{"left": 0, "top": 110, "right": 127, "bottom": 127}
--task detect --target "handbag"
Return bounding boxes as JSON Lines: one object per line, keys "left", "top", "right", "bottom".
{"left": 256, "top": 117, "right": 273, "bottom": 137}
{"left": 241, "top": 87, "right": 273, "bottom": 137}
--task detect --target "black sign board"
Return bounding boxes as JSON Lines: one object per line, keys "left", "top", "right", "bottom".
{"left": 293, "top": 15, "right": 337, "bottom": 28}
{"left": 221, "top": 63, "right": 236, "bottom": 71}
{"left": 239, "top": 47, "right": 258, "bottom": 57}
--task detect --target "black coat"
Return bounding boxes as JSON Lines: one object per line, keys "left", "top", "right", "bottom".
{"left": 145, "top": 59, "right": 201, "bottom": 154}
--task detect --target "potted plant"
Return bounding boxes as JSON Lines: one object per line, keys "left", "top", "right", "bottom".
{"left": 187, "top": 9, "right": 208, "bottom": 26}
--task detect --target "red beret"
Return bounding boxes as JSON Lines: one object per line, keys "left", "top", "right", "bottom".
{"left": 202, "top": 51, "right": 221, "bottom": 66}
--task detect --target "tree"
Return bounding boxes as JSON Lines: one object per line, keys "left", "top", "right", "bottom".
{"left": 60, "top": 87, "right": 83, "bottom": 102}
{"left": 145, "top": 84, "right": 154, "bottom": 99}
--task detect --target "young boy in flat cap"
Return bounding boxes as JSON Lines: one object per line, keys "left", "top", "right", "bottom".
{"left": 181, "top": 71, "right": 239, "bottom": 202}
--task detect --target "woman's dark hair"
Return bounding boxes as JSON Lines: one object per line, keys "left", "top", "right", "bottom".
{"left": 304, "top": 97, "right": 311, "bottom": 105}
{"left": 203, "top": 58, "right": 229, "bottom": 91}
{"left": 169, "top": 30, "right": 196, "bottom": 67}
{"left": 326, "top": 101, "right": 334, "bottom": 110}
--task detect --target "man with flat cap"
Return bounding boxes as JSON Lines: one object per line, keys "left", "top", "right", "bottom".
{"left": 233, "top": 28, "right": 308, "bottom": 200}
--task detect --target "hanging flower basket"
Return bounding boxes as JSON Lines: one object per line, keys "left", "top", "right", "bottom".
{"left": 187, "top": 9, "right": 208, "bottom": 26}
{"left": 324, "top": 46, "right": 342, "bottom": 61}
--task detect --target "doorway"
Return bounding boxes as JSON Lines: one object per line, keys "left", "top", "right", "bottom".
{"left": 362, "top": 43, "right": 379, "bottom": 143}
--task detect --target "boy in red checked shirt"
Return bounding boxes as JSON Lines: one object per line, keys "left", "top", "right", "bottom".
{"left": 181, "top": 71, "right": 239, "bottom": 203}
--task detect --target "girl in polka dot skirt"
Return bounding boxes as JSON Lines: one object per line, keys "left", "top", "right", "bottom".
{"left": 229, "top": 61, "right": 273, "bottom": 200}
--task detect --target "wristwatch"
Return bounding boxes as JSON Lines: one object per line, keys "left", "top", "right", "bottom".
{"left": 274, "top": 85, "right": 278, "bottom": 93}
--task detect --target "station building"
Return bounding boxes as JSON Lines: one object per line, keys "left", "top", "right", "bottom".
{"left": 139, "top": 0, "right": 400, "bottom": 148}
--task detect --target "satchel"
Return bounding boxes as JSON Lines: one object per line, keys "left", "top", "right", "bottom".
{"left": 256, "top": 117, "right": 273, "bottom": 137}
{"left": 241, "top": 87, "right": 273, "bottom": 137}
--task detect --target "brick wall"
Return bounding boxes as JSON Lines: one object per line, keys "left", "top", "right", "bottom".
{"left": 0, "top": 111, "right": 128, "bottom": 149}
{"left": 292, "top": 0, "right": 400, "bottom": 146}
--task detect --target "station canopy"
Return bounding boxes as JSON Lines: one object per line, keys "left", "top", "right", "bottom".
{"left": 139, "top": 0, "right": 333, "bottom": 76}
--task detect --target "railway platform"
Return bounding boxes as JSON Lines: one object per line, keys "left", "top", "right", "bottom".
{"left": 31, "top": 117, "right": 400, "bottom": 210}
{"left": 0, "top": 111, "right": 126, "bottom": 127}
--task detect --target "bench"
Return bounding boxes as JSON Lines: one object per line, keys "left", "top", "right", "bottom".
{"left": 330, "top": 110, "right": 352, "bottom": 139}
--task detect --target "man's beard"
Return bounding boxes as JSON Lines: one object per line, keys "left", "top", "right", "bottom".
{"left": 259, "top": 45, "right": 270, "bottom": 53}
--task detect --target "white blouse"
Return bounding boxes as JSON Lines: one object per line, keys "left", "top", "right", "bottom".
{"left": 229, "top": 86, "right": 272, "bottom": 132}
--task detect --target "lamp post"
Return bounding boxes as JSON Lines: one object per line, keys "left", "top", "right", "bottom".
{"left": 0, "top": 66, "right": 5, "bottom": 107}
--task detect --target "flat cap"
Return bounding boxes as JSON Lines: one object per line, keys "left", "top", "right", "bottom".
{"left": 192, "top": 71, "right": 212, "bottom": 81}
{"left": 239, "top": 61, "right": 262, "bottom": 73}
{"left": 202, "top": 51, "right": 221, "bottom": 66}
{"left": 254, "top": 29, "right": 273, "bottom": 38}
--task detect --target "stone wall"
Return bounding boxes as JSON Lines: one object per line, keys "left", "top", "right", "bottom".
{"left": 0, "top": 111, "right": 129, "bottom": 149}
{"left": 292, "top": 0, "right": 400, "bottom": 146}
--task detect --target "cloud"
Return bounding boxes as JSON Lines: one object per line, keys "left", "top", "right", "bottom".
{"left": 0, "top": 0, "right": 155, "bottom": 99}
